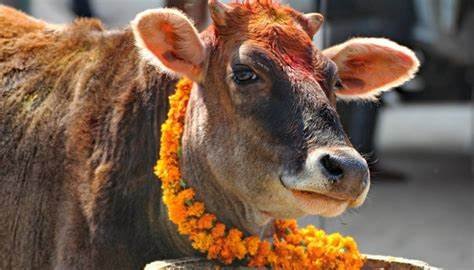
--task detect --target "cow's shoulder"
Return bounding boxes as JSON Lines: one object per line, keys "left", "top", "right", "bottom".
{"left": 0, "top": 5, "right": 48, "bottom": 38}
{"left": 0, "top": 5, "right": 105, "bottom": 39}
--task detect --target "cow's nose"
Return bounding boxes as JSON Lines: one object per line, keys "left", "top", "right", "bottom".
{"left": 316, "top": 148, "right": 369, "bottom": 199}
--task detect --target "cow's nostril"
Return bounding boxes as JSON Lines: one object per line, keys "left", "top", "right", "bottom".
{"left": 320, "top": 154, "right": 344, "bottom": 181}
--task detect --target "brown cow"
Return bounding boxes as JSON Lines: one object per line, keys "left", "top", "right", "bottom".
{"left": 0, "top": 1, "right": 419, "bottom": 269}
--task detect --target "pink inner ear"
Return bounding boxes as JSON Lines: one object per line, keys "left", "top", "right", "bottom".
{"left": 394, "top": 50, "right": 417, "bottom": 67}
{"left": 339, "top": 77, "right": 366, "bottom": 95}
{"left": 346, "top": 58, "right": 366, "bottom": 69}
{"left": 133, "top": 9, "right": 206, "bottom": 80}
{"left": 337, "top": 43, "right": 417, "bottom": 96}
{"left": 141, "top": 21, "right": 176, "bottom": 65}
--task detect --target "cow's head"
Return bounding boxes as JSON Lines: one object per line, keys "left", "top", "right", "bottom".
{"left": 132, "top": 1, "right": 418, "bottom": 226}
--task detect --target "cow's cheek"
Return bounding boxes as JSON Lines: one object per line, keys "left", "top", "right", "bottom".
{"left": 249, "top": 173, "right": 307, "bottom": 219}
{"left": 230, "top": 146, "right": 305, "bottom": 219}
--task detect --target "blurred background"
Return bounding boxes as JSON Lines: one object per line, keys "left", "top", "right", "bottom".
{"left": 1, "top": 0, "right": 472, "bottom": 269}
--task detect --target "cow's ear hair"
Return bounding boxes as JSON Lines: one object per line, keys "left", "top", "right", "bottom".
{"left": 132, "top": 8, "right": 206, "bottom": 81}
{"left": 323, "top": 38, "right": 419, "bottom": 100}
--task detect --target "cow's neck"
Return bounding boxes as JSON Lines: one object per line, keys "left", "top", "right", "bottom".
{"left": 183, "top": 146, "right": 274, "bottom": 234}
{"left": 154, "top": 152, "right": 274, "bottom": 258}
{"left": 151, "top": 82, "right": 274, "bottom": 257}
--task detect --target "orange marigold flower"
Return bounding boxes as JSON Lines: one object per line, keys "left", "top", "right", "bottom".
{"left": 177, "top": 188, "right": 195, "bottom": 201}
{"left": 233, "top": 243, "right": 247, "bottom": 260}
{"left": 219, "top": 245, "right": 233, "bottom": 265}
{"left": 191, "top": 232, "right": 214, "bottom": 252}
{"left": 248, "top": 240, "right": 273, "bottom": 267}
{"left": 245, "top": 236, "right": 260, "bottom": 256}
{"left": 226, "top": 228, "right": 243, "bottom": 243}
{"left": 275, "top": 219, "right": 298, "bottom": 236}
{"left": 177, "top": 218, "right": 197, "bottom": 235}
{"left": 211, "top": 223, "right": 226, "bottom": 238}
{"left": 207, "top": 243, "right": 222, "bottom": 260}
{"left": 197, "top": 213, "right": 216, "bottom": 230}
{"left": 281, "top": 232, "right": 303, "bottom": 245}
{"left": 187, "top": 202, "right": 205, "bottom": 217}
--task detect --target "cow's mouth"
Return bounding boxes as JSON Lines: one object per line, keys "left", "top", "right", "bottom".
{"left": 279, "top": 175, "right": 349, "bottom": 203}
{"left": 277, "top": 175, "right": 352, "bottom": 216}
{"left": 288, "top": 188, "right": 350, "bottom": 217}
{"left": 290, "top": 189, "right": 348, "bottom": 203}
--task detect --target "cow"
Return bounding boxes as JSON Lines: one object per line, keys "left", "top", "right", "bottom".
{"left": 0, "top": 1, "right": 419, "bottom": 269}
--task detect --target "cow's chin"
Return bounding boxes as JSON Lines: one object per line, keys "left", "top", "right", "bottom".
{"left": 252, "top": 175, "right": 370, "bottom": 222}
{"left": 259, "top": 185, "right": 370, "bottom": 220}
{"left": 288, "top": 183, "right": 370, "bottom": 217}
{"left": 257, "top": 190, "right": 354, "bottom": 221}
{"left": 258, "top": 196, "right": 349, "bottom": 221}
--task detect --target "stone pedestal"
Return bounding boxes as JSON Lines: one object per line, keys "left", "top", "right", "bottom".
{"left": 145, "top": 254, "right": 441, "bottom": 270}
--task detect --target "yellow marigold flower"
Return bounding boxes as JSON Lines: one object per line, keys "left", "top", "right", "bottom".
{"left": 328, "top": 233, "right": 342, "bottom": 246}
{"left": 343, "top": 236, "right": 358, "bottom": 252}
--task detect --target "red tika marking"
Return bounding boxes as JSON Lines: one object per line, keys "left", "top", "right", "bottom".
{"left": 208, "top": 0, "right": 320, "bottom": 77}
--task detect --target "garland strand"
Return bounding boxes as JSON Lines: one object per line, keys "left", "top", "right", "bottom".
{"left": 154, "top": 77, "right": 365, "bottom": 269}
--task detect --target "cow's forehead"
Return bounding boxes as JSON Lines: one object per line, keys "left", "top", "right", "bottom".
{"left": 227, "top": 0, "right": 308, "bottom": 27}
{"left": 252, "top": 25, "right": 315, "bottom": 73}
{"left": 216, "top": 2, "right": 319, "bottom": 74}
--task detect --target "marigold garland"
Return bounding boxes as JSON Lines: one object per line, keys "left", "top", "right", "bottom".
{"left": 154, "top": 77, "right": 365, "bottom": 269}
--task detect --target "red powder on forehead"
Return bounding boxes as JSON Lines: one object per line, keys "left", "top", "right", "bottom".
{"left": 233, "top": 0, "right": 282, "bottom": 10}
{"left": 216, "top": 0, "right": 317, "bottom": 74}
{"left": 259, "top": 26, "right": 314, "bottom": 74}
{"left": 252, "top": 24, "right": 315, "bottom": 75}
{"left": 228, "top": 0, "right": 314, "bottom": 35}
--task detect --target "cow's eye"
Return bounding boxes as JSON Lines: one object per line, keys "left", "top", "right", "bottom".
{"left": 232, "top": 65, "right": 258, "bottom": 84}
{"left": 333, "top": 78, "right": 344, "bottom": 91}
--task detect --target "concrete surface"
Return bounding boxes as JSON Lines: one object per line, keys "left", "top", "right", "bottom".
{"left": 377, "top": 103, "right": 472, "bottom": 154}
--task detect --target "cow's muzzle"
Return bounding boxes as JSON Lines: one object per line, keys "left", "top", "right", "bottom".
{"left": 281, "top": 146, "right": 370, "bottom": 215}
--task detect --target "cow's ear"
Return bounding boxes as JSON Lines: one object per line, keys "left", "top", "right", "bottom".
{"left": 323, "top": 38, "right": 419, "bottom": 100}
{"left": 132, "top": 8, "right": 206, "bottom": 81}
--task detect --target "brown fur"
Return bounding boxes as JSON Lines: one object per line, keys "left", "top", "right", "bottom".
{"left": 0, "top": 5, "right": 179, "bottom": 269}
{"left": 0, "top": 2, "right": 418, "bottom": 269}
